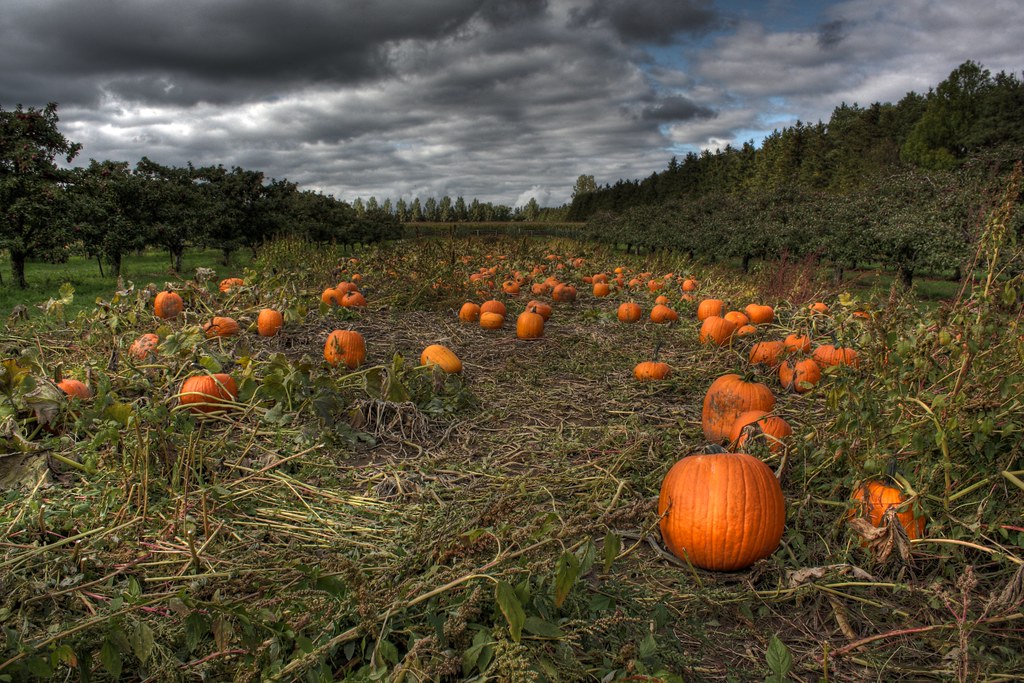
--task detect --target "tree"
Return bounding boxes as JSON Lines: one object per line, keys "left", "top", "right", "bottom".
{"left": 70, "top": 160, "right": 148, "bottom": 278}
{"left": 135, "top": 158, "right": 203, "bottom": 273}
{"left": 0, "top": 103, "right": 81, "bottom": 288}
{"left": 571, "top": 174, "right": 597, "bottom": 199}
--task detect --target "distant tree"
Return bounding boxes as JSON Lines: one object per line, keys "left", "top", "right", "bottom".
{"left": 0, "top": 103, "right": 81, "bottom": 287}
{"left": 70, "top": 159, "right": 148, "bottom": 278}
{"left": 902, "top": 61, "right": 992, "bottom": 168}
{"left": 523, "top": 197, "right": 540, "bottom": 221}
{"left": 571, "top": 174, "right": 598, "bottom": 200}
{"left": 135, "top": 158, "right": 203, "bottom": 273}
{"left": 410, "top": 197, "right": 423, "bottom": 222}
{"left": 454, "top": 196, "right": 467, "bottom": 221}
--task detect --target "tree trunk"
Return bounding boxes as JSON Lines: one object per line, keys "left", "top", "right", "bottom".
{"left": 96, "top": 256, "right": 105, "bottom": 278}
{"left": 170, "top": 247, "right": 184, "bottom": 273}
{"left": 952, "top": 265, "right": 962, "bottom": 282}
{"left": 11, "top": 250, "right": 27, "bottom": 289}
{"left": 898, "top": 264, "right": 914, "bottom": 289}
{"left": 111, "top": 252, "right": 122, "bottom": 279}
{"left": 741, "top": 253, "right": 752, "bottom": 273}
{"left": 221, "top": 248, "right": 232, "bottom": 267}
{"left": 833, "top": 265, "right": 844, "bottom": 284}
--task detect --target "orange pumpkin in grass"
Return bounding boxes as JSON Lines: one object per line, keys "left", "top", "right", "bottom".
{"left": 681, "top": 278, "right": 698, "bottom": 292}
{"left": 479, "top": 312, "right": 505, "bottom": 329}
{"left": 321, "top": 288, "right": 345, "bottom": 306}
{"left": 517, "top": 309, "right": 545, "bottom": 339}
{"left": 617, "top": 302, "right": 642, "bottom": 323}
{"left": 526, "top": 300, "right": 553, "bottom": 321}
{"left": 341, "top": 291, "right": 367, "bottom": 308}
{"left": 654, "top": 295, "right": 669, "bottom": 306}
{"left": 849, "top": 480, "right": 925, "bottom": 540}
{"left": 128, "top": 333, "right": 160, "bottom": 360}
{"left": 696, "top": 299, "right": 724, "bottom": 321}
{"left": 178, "top": 373, "right": 237, "bottom": 414}
{"left": 702, "top": 374, "right": 775, "bottom": 444}
{"left": 783, "top": 333, "right": 812, "bottom": 354}
{"left": 324, "top": 330, "right": 366, "bottom": 369}
{"left": 593, "top": 282, "right": 611, "bottom": 297}
{"left": 736, "top": 324, "right": 758, "bottom": 338}
{"left": 809, "top": 302, "right": 830, "bottom": 315}
{"left": 204, "top": 316, "right": 241, "bottom": 338}
{"left": 219, "top": 277, "right": 244, "bottom": 293}
{"left": 650, "top": 304, "right": 678, "bottom": 324}
{"left": 421, "top": 344, "right": 462, "bottom": 374}
{"left": 154, "top": 291, "right": 183, "bottom": 319}
{"left": 723, "top": 311, "right": 749, "bottom": 328}
{"left": 699, "top": 316, "right": 737, "bottom": 346}
{"left": 744, "top": 304, "right": 775, "bottom": 325}
{"left": 634, "top": 361, "right": 671, "bottom": 381}
{"left": 813, "top": 344, "right": 860, "bottom": 368}
{"left": 257, "top": 309, "right": 284, "bottom": 337}
{"left": 458, "top": 302, "right": 481, "bottom": 322}
{"left": 729, "top": 410, "right": 793, "bottom": 454}
{"left": 658, "top": 450, "right": 785, "bottom": 571}
{"left": 58, "top": 379, "right": 92, "bottom": 399}
{"left": 481, "top": 300, "right": 507, "bottom": 317}
{"left": 552, "top": 283, "right": 577, "bottom": 302}
{"left": 779, "top": 358, "right": 822, "bottom": 393}
{"left": 749, "top": 340, "right": 785, "bottom": 368}
{"left": 335, "top": 281, "right": 358, "bottom": 294}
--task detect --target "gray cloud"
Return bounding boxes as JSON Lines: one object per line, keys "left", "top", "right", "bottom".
{"left": 568, "top": 0, "right": 721, "bottom": 44}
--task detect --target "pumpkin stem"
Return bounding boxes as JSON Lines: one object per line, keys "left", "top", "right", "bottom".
{"left": 652, "top": 340, "right": 663, "bottom": 362}
{"left": 883, "top": 457, "right": 899, "bottom": 484}
{"left": 702, "top": 443, "right": 729, "bottom": 454}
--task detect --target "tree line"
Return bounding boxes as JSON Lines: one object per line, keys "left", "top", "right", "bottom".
{"left": 568, "top": 61, "right": 1024, "bottom": 287}
{"left": 0, "top": 103, "right": 404, "bottom": 288}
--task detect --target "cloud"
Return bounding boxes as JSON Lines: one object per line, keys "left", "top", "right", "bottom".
{"left": 568, "top": 0, "right": 721, "bottom": 44}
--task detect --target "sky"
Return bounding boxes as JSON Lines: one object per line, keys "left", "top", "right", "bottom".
{"left": 2, "top": 0, "right": 1022, "bottom": 207}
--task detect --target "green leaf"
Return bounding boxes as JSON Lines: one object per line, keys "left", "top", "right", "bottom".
{"left": 523, "top": 616, "right": 563, "bottom": 639}
{"left": 100, "top": 638, "right": 123, "bottom": 681}
{"left": 130, "top": 622, "right": 155, "bottom": 663}
{"left": 639, "top": 632, "right": 658, "bottom": 660}
{"left": 495, "top": 580, "right": 525, "bottom": 642}
{"left": 553, "top": 550, "right": 580, "bottom": 608}
{"left": 765, "top": 635, "right": 792, "bottom": 680}
{"left": 602, "top": 533, "right": 621, "bottom": 573}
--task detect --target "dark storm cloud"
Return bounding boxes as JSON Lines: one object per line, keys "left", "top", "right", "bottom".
{"left": 478, "top": 0, "right": 549, "bottom": 26}
{"left": 817, "top": 20, "right": 845, "bottom": 50}
{"left": 0, "top": 0, "right": 492, "bottom": 107}
{"left": 568, "top": 0, "right": 720, "bottom": 44}
{"left": 640, "top": 95, "right": 715, "bottom": 122}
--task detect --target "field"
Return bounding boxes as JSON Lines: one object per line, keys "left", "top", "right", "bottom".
{"left": 1, "top": 219, "right": 1022, "bottom": 682}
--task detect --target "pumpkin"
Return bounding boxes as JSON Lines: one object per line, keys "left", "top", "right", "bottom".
{"left": 321, "top": 288, "right": 344, "bottom": 306}
{"left": 592, "top": 273, "right": 609, "bottom": 284}
{"left": 257, "top": 309, "right": 284, "bottom": 337}
{"left": 593, "top": 282, "right": 611, "bottom": 297}
{"left": 552, "top": 284, "right": 577, "bottom": 302}
{"left": 744, "top": 304, "right": 775, "bottom": 325}
{"left": 178, "top": 373, "right": 238, "bottom": 414}
{"left": 681, "top": 278, "right": 698, "bottom": 292}
{"left": 203, "top": 316, "right": 241, "bottom": 338}
{"left": 654, "top": 294, "right": 669, "bottom": 306}
{"left": 526, "top": 300, "right": 553, "bottom": 321}
{"left": 849, "top": 480, "right": 925, "bottom": 540}
{"left": 128, "top": 333, "right": 160, "bottom": 360}
{"left": 154, "top": 291, "right": 183, "bottom": 319}
{"left": 658, "top": 451, "right": 785, "bottom": 571}
{"left": 617, "top": 302, "right": 642, "bottom": 323}
{"left": 481, "top": 300, "right": 507, "bottom": 317}
{"left": 421, "top": 344, "right": 462, "bottom": 374}
{"left": 812, "top": 344, "right": 860, "bottom": 368}
{"left": 341, "top": 291, "right": 367, "bottom": 308}
{"left": 58, "top": 379, "right": 92, "bottom": 399}
{"left": 702, "top": 374, "right": 775, "bottom": 444}
{"left": 729, "top": 410, "right": 792, "bottom": 454}
{"left": 516, "top": 309, "right": 545, "bottom": 339}
{"left": 779, "top": 358, "right": 822, "bottom": 393}
{"left": 699, "top": 316, "right": 737, "bottom": 346}
{"left": 479, "top": 312, "right": 505, "bottom": 329}
{"left": 634, "top": 361, "right": 671, "bottom": 381}
{"left": 219, "top": 277, "right": 244, "bottom": 293}
{"left": 723, "top": 311, "right": 749, "bottom": 328}
{"left": 647, "top": 279, "right": 664, "bottom": 292}
{"left": 458, "top": 302, "right": 481, "bottom": 322}
{"left": 736, "top": 324, "right": 758, "bottom": 338}
{"left": 749, "top": 340, "right": 785, "bottom": 368}
{"left": 324, "top": 330, "right": 366, "bottom": 369}
{"left": 502, "top": 280, "right": 521, "bottom": 295}
{"left": 650, "top": 304, "right": 678, "bottom": 324}
{"left": 809, "top": 302, "right": 830, "bottom": 315}
{"left": 783, "top": 333, "right": 812, "bottom": 354}
{"left": 696, "top": 299, "right": 724, "bottom": 321}
{"left": 336, "top": 281, "right": 359, "bottom": 294}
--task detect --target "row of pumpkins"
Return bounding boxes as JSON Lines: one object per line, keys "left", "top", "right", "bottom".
{"left": 70, "top": 263, "right": 923, "bottom": 574}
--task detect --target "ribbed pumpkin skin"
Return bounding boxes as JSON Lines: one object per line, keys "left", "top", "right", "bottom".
{"left": 696, "top": 299, "right": 724, "bottom": 321}
{"left": 421, "top": 344, "right": 462, "bottom": 374}
{"left": 321, "top": 288, "right": 344, "bottom": 306}
{"left": 154, "top": 291, "right": 183, "bottom": 319}
{"left": 526, "top": 300, "right": 552, "bottom": 321}
{"left": 779, "top": 358, "right": 822, "bottom": 393}
{"left": 341, "top": 291, "right": 367, "bottom": 308}
{"left": 658, "top": 452, "right": 785, "bottom": 571}
{"left": 730, "top": 410, "right": 793, "bottom": 453}
{"left": 479, "top": 312, "right": 505, "bottom": 329}
{"left": 634, "top": 361, "right": 671, "bottom": 381}
{"left": 723, "top": 311, "right": 749, "bottom": 328}
{"left": 458, "top": 302, "right": 481, "bottom": 322}
{"left": 324, "top": 330, "right": 366, "bottom": 369}
{"left": 593, "top": 282, "right": 611, "bottom": 297}
{"left": 849, "top": 481, "right": 925, "bottom": 540}
{"left": 516, "top": 310, "right": 545, "bottom": 339}
{"left": 702, "top": 374, "right": 776, "bottom": 444}
{"left": 617, "top": 302, "right": 642, "bottom": 323}
{"left": 744, "top": 304, "right": 775, "bottom": 325}
{"left": 204, "top": 316, "right": 241, "bottom": 338}
{"left": 749, "top": 341, "right": 785, "bottom": 368}
{"left": 812, "top": 344, "right": 860, "bottom": 368}
{"left": 681, "top": 278, "right": 698, "bottom": 292}
{"left": 650, "top": 304, "right": 678, "bottom": 324}
{"left": 178, "top": 373, "right": 237, "bottom": 414}
{"left": 552, "top": 284, "right": 577, "bottom": 302}
{"left": 219, "top": 277, "right": 244, "bottom": 293}
{"left": 480, "top": 300, "right": 507, "bottom": 317}
{"left": 257, "top": 309, "right": 284, "bottom": 337}
{"left": 783, "top": 333, "right": 812, "bottom": 354}
{"left": 129, "top": 333, "right": 160, "bottom": 360}
{"left": 699, "top": 316, "right": 737, "bottom": 345}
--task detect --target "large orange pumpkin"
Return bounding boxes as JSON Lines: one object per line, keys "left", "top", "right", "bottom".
{"left": 552, "top": 284, "right": 577, "bottom": 302}
{"left": 702, "top": 374, "right": 775, "bottom": 444}
{"left": 203, "top": 316, "right": 241, "bottom": 338}
{"left": 744, "top": 304, "right": 775, "bottom": 325}
{"left": 526, "top": 300, "right": 553, "bottom": 321}
{"left": 321, "top": 288, "right": 344, "bottom": 306}
{"left": 128, "top": 333, "right": 160, "bottom": 360}
{"left": 421, "top": 344, "right": 462, "bottom": 374}
{"left": 479, "top": 312, "right": 505, "bottom": 330}
{"left": 592, "top": 282, "right": 611, "bottom": 297}
{"left": 458, "top": 302, "right": 481, "bottom": 322}
{"left": 324, "top": 330, "right": 366, "bottom": 369}
{"left": 779, "top": 358, "right": 822, "bottom": 393}
{"left": 650, "top": 304, "right": 678, "bottom": 324}
{"left": 341, "top": 291, "right": 367, "bottom": 308}
{"left": 634, "top": 361, "right": 671, "bottom": 381}
{"left": 696, "top": 299, "right": 724, "bottom": 321}
{"left": 219, "top": 277, "right": 244, "bottom": 293}
{"left": 617, "top": 302, "right": 642, "bottom": 323}
{"left": 849, "top": 480, "right": 925, "bottom": 540}
{"left": 178, "top": 373, "right": 238, "bottom": 414}
{"left": 729, "top": 410, "right": 793, "bottom": 454}
{"left": 699, "top": 316, "right": 737, "bottom": 346}
{"left": 749, "top": 340, "right": 785, "bottom": 368}
{"left": 58, "top": 379, "right": 92, "bottom": 399}
{"left": 658, "top": 451, "right": 785, "bottom": 571}
{"left": 812, "top": 344, "right": 860, "bottom": 368}
{"left": 154, "top": 291, "right": 183, "bottom": 319}
{"left": 783, "top": 333, "right": 812, "bottom": 354}
{"left": 480, "top": 300, "right": 507, "bottom": 317}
